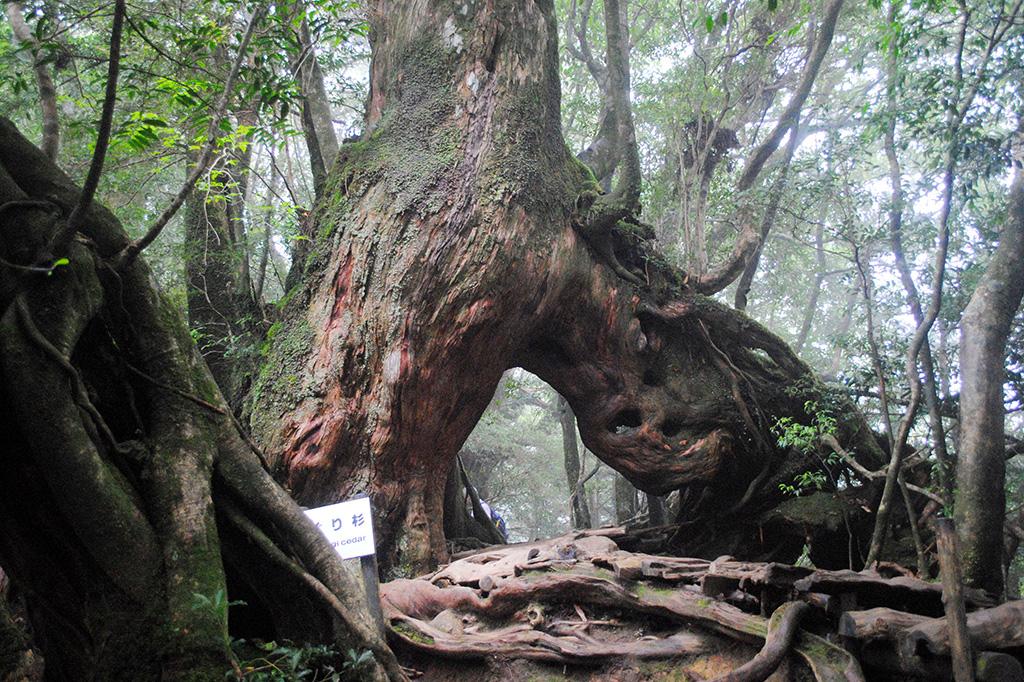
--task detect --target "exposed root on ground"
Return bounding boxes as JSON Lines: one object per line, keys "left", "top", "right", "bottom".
{"left": 382, "top": 529, "right": 1024, "bottom": 681}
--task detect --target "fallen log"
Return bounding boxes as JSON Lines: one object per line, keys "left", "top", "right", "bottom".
{"left": 901, "top": 599, "right": 1024, "bottom": 658}
{"left": 793, "top": 569, "right": 994, "bottom": 615}
{"left": 838, "top": 607, "right": 932, "bottom": 642}
{"left": 702, "top": 561, "right": 813, "bottom": 598}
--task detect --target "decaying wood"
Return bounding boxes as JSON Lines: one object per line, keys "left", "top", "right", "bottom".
{"left": 902, "top": 599, "right": 1024, "bottom": 658}
{"left": 838, "top": 607, "right": 932, "bottom": 642}
{"left": 702, "top": 560, "right": 813, "bottom": 598}
{"left": 793, "top": 567, "right": 994, "bottom": 615}
{"left": 383, "top": 532, "right": 865, "bottom": 680}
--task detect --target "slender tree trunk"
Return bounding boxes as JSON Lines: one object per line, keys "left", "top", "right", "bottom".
{"left": 293, "top": 15, "right": 340, "bottom": 199}
{"left": 4, "top": 3, "right": 59, "bottom": 161}
{"left": 615, "top": 473, "right": 638, "bottom": 524}
{"left": 184, "top": 152, "right": 263, "bottom": 411}
{"left": 955, "top": 142, "right": 1024, "bottom": 595}
{"left": 647, "top": 493, "right": 667, "bottom": 526}
{"left": 442, "top": 460, "right": 468, "bottom": 540}
{"left": 558, "top": 395, "right": 591, "bottom": 529}
{"left": 793, "top": 223, "right": 826, "bottom": 355}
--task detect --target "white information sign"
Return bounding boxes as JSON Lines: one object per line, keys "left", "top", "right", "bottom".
{"left": 305, "top": 497, "right": 376, "bottom": 559}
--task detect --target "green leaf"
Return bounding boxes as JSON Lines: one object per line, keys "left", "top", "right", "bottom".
{"left": 47, "top": 257, "right": 69, "bottom": 276}
{"left": 705, "top": 15, "right": 715, "bottom": 33}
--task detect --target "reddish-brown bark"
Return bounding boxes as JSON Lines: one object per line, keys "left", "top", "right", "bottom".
{"left": 251, "top": 0, "right": 882, "bottom": 574}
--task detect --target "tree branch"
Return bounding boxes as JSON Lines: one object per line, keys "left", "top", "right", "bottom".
{"left": 113, "top": 6, "right": 265, "bottom": 269}
{"left": 42, "top": 0, "right": 125, "bottom": 259}
{"left": 694, "top": 0, "right": 844, "bottom": 295}
{"left": 5, "top": 2, "right": 59, "bottom": 161}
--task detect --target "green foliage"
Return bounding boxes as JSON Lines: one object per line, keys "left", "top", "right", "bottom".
{"left": 191, "top": 591, "right": 374, "bottom": 680}
{"left": 773, "top": 401, "right": 837, "bottom": 454}
{"left": 230, "top": 639, "right": 374, "bottom": 681}
{"left": 191, "top": 589, "right": 245, "bottom": 622}
{"left": 773, "top": 402, "right": 840, "bottom": 497}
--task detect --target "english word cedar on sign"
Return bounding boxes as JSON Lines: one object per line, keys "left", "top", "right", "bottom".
{"left": 304, "top": 497, "right": 376, "bottom": 559}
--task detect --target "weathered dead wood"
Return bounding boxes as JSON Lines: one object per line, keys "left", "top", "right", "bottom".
{"left": 703, "top": 561, "right": 813, "bottom": 598}
{"left": 383, "top": 558, "right": 865, "bottom": 680}
{"left": 793, "top": 568, "right": 994, "bottom": 615}
{"left": 838, "top": 607, "right": 933, "bottom": 642}
{"left": 711, "top": 601, "right": 809, "bottom": 682}
{"left": 901, "top": 599, "right": 1024, "bottom": 658}
{"left": 389, "top": 613, "right": 715, "bottom": 663}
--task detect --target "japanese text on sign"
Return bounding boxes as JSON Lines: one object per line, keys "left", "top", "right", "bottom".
{"left": 304, "top": 496, "right": 376, "bottom": 559}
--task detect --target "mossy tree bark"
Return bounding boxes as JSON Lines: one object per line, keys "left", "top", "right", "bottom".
{"left": 184, "top": 149, "right": 266, "bottom": 412}
{"left": 251, "top": 0, "right": 882, "bottom": 576}
{"left": 0, "top": 120, "right": 401, "bottom": 681}
{"left": 955, "top": 129, "right": 1024, "bottom": 596}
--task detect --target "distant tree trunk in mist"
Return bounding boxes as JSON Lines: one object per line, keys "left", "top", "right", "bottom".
{"left": 558, "top": 395, "right": 592, "bottom": 529}
{"left": 615, "top": 474, "right": 638, "bottom": 524}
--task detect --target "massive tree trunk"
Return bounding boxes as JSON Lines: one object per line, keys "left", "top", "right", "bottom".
{"left": 250, "top": 0, "right": 879, "bottom": 575}
{"left": 955, "top": 136, "right": 1024, "bottom": 595}
{"left": 0, "top": 120, "right": 400, "bottom": 681}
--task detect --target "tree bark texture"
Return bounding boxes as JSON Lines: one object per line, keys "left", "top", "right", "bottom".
{"left": 955, "top": 148, "right": 1024, "bottom": 594}
{"left": 0, "top": 119, "right": 400, "bottom": 681}
{"left": 558, "top": 394, "right": 592, "bottom": 529}
{"left": 250, "top": 0, "right": 881, "bottom": 575}
{"left": 184, "top": 154, "right": 264, "bottom": 411}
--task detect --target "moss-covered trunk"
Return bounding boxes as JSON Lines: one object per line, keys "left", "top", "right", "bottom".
{"left": 252, "top": 0, "right": 885, "bottom": 576}
{"left": 0, "top": 119, "right": 401, "bottom": 681}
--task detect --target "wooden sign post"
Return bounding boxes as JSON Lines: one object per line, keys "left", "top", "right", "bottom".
{"left": 304, "top": 495, "right": 385, "bottom": 635}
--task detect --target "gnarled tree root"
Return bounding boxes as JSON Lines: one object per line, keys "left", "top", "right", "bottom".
{"left": 710, "top": 601, "right": 808, "bottom": 682}
{"left": 381, "top": 533, "right": 864, "bottom": 681}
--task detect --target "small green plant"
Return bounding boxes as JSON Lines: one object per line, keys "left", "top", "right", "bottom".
{"left": 773, "top": 401, "right": 836, "bottom": 452}
{"left": 192, "top": 589, "right": 246, "bottom": 624}
{"left": 774, "top": 401, "right": 840, "bottom": 497}
{"left": 229, "top": 639, "right": 375, "bottom": 681}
